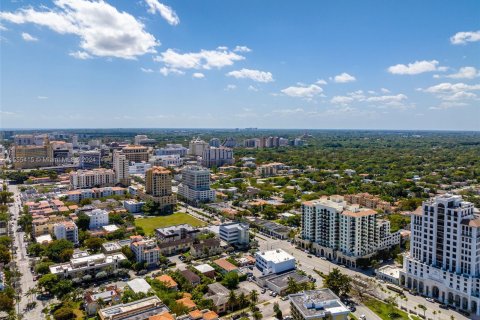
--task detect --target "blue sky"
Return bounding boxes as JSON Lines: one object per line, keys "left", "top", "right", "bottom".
{"left": 0, "top": 0, "right": 479, "bottom": 130}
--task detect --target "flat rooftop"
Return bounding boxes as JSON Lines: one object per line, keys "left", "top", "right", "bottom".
{"left": 289, "top": 289, "right": 350, "bottom": 318}
{"left": 256, "top": 249, "right": 295, "bottom": 264}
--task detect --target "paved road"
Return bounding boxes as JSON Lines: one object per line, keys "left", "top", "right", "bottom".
{"left": 255, "top": 235, "right": 469, "bottom": 320}
{"left": 9, "top": 184, "right": 47, "bottom": 320}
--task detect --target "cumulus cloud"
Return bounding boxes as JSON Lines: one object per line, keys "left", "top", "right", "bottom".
{"left": 450, "top": 30, "right": 480, "bottom": 45}
{"left": 192, "top": 72, "right": 205, "bottom": 79}
{"left": 225, "top": 84, "right": 237, "bottom": 91}
{"left": 0, "top": 0, "right": 158, "bottom": 59}
{"left": 140, "top": 67, "right": 154, "bottom": 73}
{"left": 281, "top": 83, "right": 323, "bottom": 98}
{"left": 21, "top": 32, "right": 37, "bottom": 41}
{"left": 233, "top": 45, "right": 251, "bottom": 52}
{"left": 37, "top": 96, "right": 48, "bottom": 99}
{"left": 144, "top": 0, "right": 179, "bottom": 26}
{"left": 226, "top": 68, "right": 274, "bottom": 83}
{"left": 380, "top": 88, "right": 391, "bottom": 93}
{"left": 69, "top": 50, "right": 91, "bottom": 59}
{"left": 159, "top": 67, "right": 184, "bottom": 76}
{"left": 330, "top": 90, "right": 410, "bottom": 109}
{"left": 331, "top": 96, "right": 354, "bottom": 105}
{"left": 154, "top": 48, "right": 244, "bottom": 70}
{"left": 387, "top": 60, "right": 446, "bottom": 75}
{"left": 419, "top": 82, "right": 480, "bottom": 103}
{"left": 445, "top": 67, "right": 479, "bottom": 79}
{"left": 333, "top": 72, "right": 356, "bottom": 83}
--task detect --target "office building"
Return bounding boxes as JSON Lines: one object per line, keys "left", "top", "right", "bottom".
{"left": 128, "top": 161, "right": 152, "bottom": 175}
{"left": 85, "top": 209, "right": 109, "bottom": 230}
{"left": 155, "top": 224, "right": 200, "bottom": 242}
{"left": 69, "top": 168, "right": 115, "bottom": 189}
{"left": 209, "top": 138, "right": 220, "bottom": 147}
{"left": 255, "top": 249, "right": 296, "bottom": 275}
{"left": 400, "top": 194, "right": 480, "bottom": 315}
{"left": 289, "top": 289, "right": 350, "bottom": 320}
{"left": 98, "top": 296, "right": 166, "bottom": 320}
{"left": 201, "top": 147, "right": 234, "bottom": 168}
{"left": 122, "top": 145, "right": 149, "bottom": 162}
{"left": 49, "top": 251, "right": 126, "bottom": 279}
{"left": 79, "top": 150, "right": 101, "bottom": 169}
{"left": 189, "top": 138, "right": 209, "bottom": 156}
{"left": 53, "top": 221, "right": 79, "bottom": 244}
{"left": 113, "top": 150, "right": 130, "bottom": 185}
{"left": 219, "top": 222, "right": 249, "bottom": 247}
{"left": 155, "top": 144, "right": 188, "bottom": 157}
{"left": 299, "top": 196, "right": 401, "bottom": 267}
{"left": 139, "top": 166, "right": 176, "bottom": 213}
{"left": 177, "top": 165, "right": 215, "bottom": 203}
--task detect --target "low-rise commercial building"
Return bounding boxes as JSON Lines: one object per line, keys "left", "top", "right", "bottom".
{"left": 289, "top": 289, "right": 350, "bottom": 320}
{"left": 255, "top": 249, "right": 296, "bottom": 275}
{"left": 98, "top": 296, "right": 166, "bottom": 320}
{"left": 123, "top": 200, "right": 146, "bottom": 213}
{"left": 155, "top": 224, "right": 200, "bottom": 242}
{"left": 219, "top": 222, "right": 249, "bottom": 247}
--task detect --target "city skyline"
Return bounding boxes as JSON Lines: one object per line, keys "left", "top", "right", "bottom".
{"left": 1, "top": 0, "right": 479, "bottom": 130}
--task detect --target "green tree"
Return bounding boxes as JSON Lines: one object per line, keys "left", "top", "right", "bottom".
{"left": 222, "top": 271, "right": 239, "bottom": 289}
{"left": 286, "top": 276, "right": 299, "bottom": 294}
{"left": 417, "top": 304, "right": 427, "bottom": 318}
{"left": 53, "top": 306, "right": 75, "bottom": 320}
{"left": 85, "top": 237, "right": 105, "bottom": 252}
{"left": 324, "top": 268, "right": 351, "bottom": 297}
{"left": 0, "top": 293, "right": 14, "bottom": 312}
{"left": 38, "top": 274, "right": 59, "bottom": 294}
{"left": 45, "top": 239, "right": 74, "bottom": 262}
{"left": 228, "top": 290, "right": 237, "bottom": 312}
{"left": 76, "top": 213, "right": 90, "bottom": 231}
{"left": 273, "top": 302, "right": 282, "bottom": 319}
{"left": 35, "top": 262, "right": 54, "bottom": 275}
{"left": 249, "top": 289, "right": 258, "bottom": 306}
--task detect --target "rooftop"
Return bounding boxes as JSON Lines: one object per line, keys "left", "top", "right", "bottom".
{"left": 195, "top": 264, "right": 215, "bottom": 273}
{"left": 289, "top": 289, "right": 350, "bottom": 319}
{"left": 127, "top": 278, "right": 152, "bottom": 294}
{"left": 256, "top": 249, "right": 295, "bottom": 264}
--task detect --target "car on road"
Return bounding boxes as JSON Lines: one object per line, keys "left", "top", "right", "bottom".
{"left": 307, "top": 255, "right": 312, "bottom": 258}
{"left": 439, "top": 304, "right": 448, "bottom": 309}
{"left": 320, "top": 256, "right": 327, "bottom": 260}
{"left": 359, "top": 315, "right": 366, "bottom": 320}
{"left": 349, "top": 306, "right": 356, "bottom": 312}
{"left": 269, "top": 290, "right": 274, "bottom": 296}
{"left": 261, "top": 288, "right": 266, "bottom": 294}
{"left": 425, "top": 297, "right": 435, "bottom": 303}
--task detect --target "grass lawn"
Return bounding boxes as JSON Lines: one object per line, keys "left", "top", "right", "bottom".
{"left": 364, "top": 298, "right": 410, "bottom": 320}
{"left": 135, "top": 212, "right": 206, "bottom": 235}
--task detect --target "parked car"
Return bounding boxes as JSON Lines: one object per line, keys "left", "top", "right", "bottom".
{"left": 425, "top": 298, "right": 435, "bottom": 303}
{"left": 439, "top": 304, "right": 448, "bottom": 309}
{"left": 272, "top": 292, "right": 277, "bottom": 297}
{"left": 307, "top": 255, "right": 312, "bottom": 258}
{"left": 261, "top": 288, "right": 266, "bottom": 294}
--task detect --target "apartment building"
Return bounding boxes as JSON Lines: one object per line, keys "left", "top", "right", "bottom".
{"left": 155, "top": 224, "right": 200, "bottom": 242}
{"left": 300, "top": 196, "right": 400, "bottom": 267}
{"left": 289, "top": 289, "right": 350, "bottom": 320}
{"left": 65, "top": 187, "right": 126, "bottom": 202}
{"left": 53, "top": 221, "right": 79, "bottom": 244}
{"left": 79, "top": 150, "right": 101, "bottom": 169}
{"left": 201, "top": 147, "right": 234, "bottom": 168}
{"left": 86, "top": 209, "right": 109, "bottom": 230}
{"left": 155, "top": 144, "right": 188, "bottom": 157}
{"left": 219, "top": 222, "right": 249, "bottom": 247}
{"left": 12, "top": 142, "right": 54, "bottom": 169}
{"left": 121, "top": 145, "right": 149, "bottom": 162}
{"left": 130, "top": 236, "right": 160, "bottom": 266}
{"left": 256, "top": 162, "right": 285, "bottom": 177}
{"left": 344, "top": 193, "right": 393, "bottom": 213}
{"left": 113, "top": 150, "right": 130, "bottom": 185}
{"left": 123, "top": 200, "right": 146, "bottom": 213}
{"left": 151, "top": 154, "right": 183, "bottom": 167}
{"left": 49, "top": 251, "right": 126, "bottom": 279}
{"left": 69, "top": 168, "right": 115, "bottom": 189}
{"left": 128, "top": 161, "right": 152, "bottom": 174}
{"left": 400, "top": 194, "right": 480, "bottom": 316}
{"left": 178, "top": 165, "right": 216, "bottom": 203}
{"left": 139, "top": 166, "right": 176, "bottom": 213}
{"left": 255, "top": 249, "right": 296, "bottom": 275}
{"left": 33, "top": 215, "right": 65, "bottom": 236}
{"left": 189, "top": 138, "right": 210, "bottom": 156}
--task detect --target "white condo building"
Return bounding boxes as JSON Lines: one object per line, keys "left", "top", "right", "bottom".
{"left": 155, "top": 144, "right": 188, "bottom": 157}
{"left": 151, "top": 154, "right": 183, "bottom": 167}
{"left": 128, "top": 161, "right": 152, "bottom": 175}
{"left": 300, "top": 196, "right": 401, "bottom": 267}
{"left": 189, "top": 138, "right": 210, "bottom": 156}
{"left": 400, "top": 194, "right": 480, "bottom": 315}
{"left": 69, "top": 168, "right": 115, "bottom": 190}
{"left": 201, "top": 147, "right": 234, "bottom": 168}
{"left": 86, "top": 209, "right": 109, "bottom": 230}
{"left": 54, "top": 221, "right": 79, "bottom": 245}
{"left": 255, "top": 249, "right": 296, "bottom": 275}
{"left": 219, "top": 222, "right": 249, "bottom": 246}
{"left": 130, "top": 236, "right": 160, "bottom": 266}
{"left": 113, "top": 150, "right": 130, "bottom": 185}
{"left": 177, "top": 165, "right": 215, "bottom": 203}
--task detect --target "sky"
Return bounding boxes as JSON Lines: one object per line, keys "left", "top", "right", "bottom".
{"left": 0, "top": 0, "right": 479, "bottom": 130}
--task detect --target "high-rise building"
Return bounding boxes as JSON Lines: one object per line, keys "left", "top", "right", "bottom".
{"left": 134, "top": 135, "right": 156, "bottom": 146}
{"left": 300, "top": 196, "right": 400, "bottom": 267}
{"left": 139, "top": 166, "right": 176, "bottom": 213}
{"left": 72, "top": 134, "right": 79, "bottom": 148}
{"left": 201, "top": 147, "right": 234, "bottom": 168}
{"left": 54, "top": 221, "right": 79, "bottom": 244}
{"left": 11, "top": 137, "right": 54, "bottom": 169}
{"left": 69, "top": 168, "right": 115, "bottom": 189}
{"left": 113, "top": 150, "right": 130, "bottom": 185}
{"left": 400, "top": 195, "right": 480, "bottom": 315}
{"left": 121, "top": 145, "right": 149, "bottom": 162}
{"left": 209, "top": 138, "right": 220, "bottom": 147}
{"left": 86, "top": 209, "right": 109, "bottom": 230}
{"left": 177, "top": 165, "right": 215, "bottom": 203}
{"left": 188, "top": 138, "right": 209, "bottom": 156}
{"left": 155, "top": 144, "right": 188, "bottom": 157}
{"left": 79, "top": 150, "right": 101, "bottom": 169}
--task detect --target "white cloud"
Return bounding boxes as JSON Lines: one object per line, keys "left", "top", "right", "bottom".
{"left": 233, "top": 45, "right": 251, "bottom": 53}
{"left": 141, "top": 67, "right": 154, "bottom": 73}
{"left": 387, "top": 60, "right": 444, "bottom": 75}
{"left": 430, "top": 101, "right": 469, "bottom": 110}
{"left": 442, "top": 91, "right": 477, "bottom": 101}
{"left": 331, "top": 90, "right": 410, "bottom": 109}
{"left": 445, "top": 66, "right": 479, "bottom": 79}
{"left": 144, "top": 0, "right": 179, "bottom": 26}
{"left": 450, "top": 30, "right": 480, "bottom": 45}
{"left": 281, "top": 83, "right": 323, "bottom": 99}
{"left": 226, "top": 68, "right": 274, "bottom": 83}
{"left": 69, "top": 50, "right": 91, "bottom": 59}
{"left": 247, "top": 85, "right": 258, "bottom": 92}
{"left": 271, "top": 108, "right": 305, "bottom": 115}
{"left": 225, "top": 84, "right": 236, "bottom": 91}
{"left": 421, "top": 82, "right": 480, "bottom": 94}
{"left": 0, "top": 0, "right": 158, "bottom": 59}
{"left": 159, "top": 67, "right": 184, "bottom": 76}
{"left": 380, "top": 88, "right": 390, "bottom": 93}
{"left": 331, "top": 96, "right": 354, "bottom": 105}
{"left": 21, "top": 32, "right": 37, "bottom": 41}
{"left": 155, "top": 48, "right": 244, "bottom": 70}
{"left": 37, "top": 96, "right": 48, "bottom": 99}
{"left": 365, "top": 94, "right": 407, "bottom": 103}
{"left": 0, "top": 24, "right": 6, "bottom": 31}
{"left": 192, "top": 72, "right": 205, "bottom": 79}
{"left": 316, "top": 79, "right": 327, "bottom": 85}
{"left": 333, "top": 72, "right": 356, "bottom": 83}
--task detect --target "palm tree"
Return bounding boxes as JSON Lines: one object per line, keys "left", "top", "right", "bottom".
{"left": 417, "top": 304, "right": 427, "bottom": 318}
{"left": 238, "top": 292, "right": 248, "bottom": 309}
{"left": 249, "top": 290, "right": 258, "bottom": 305}
{"left": 252, "top": 311, "right": 263, "bottom": 320}
{"left": 228, "top": 290, "right": 237, "bottom": 312}
{"left": 287, "top": 276, "right": 298, "bottom": 294}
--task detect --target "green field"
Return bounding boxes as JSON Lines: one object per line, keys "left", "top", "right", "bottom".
{"left": 135, "top": 212, "right": 206, "bottom": 235}
{"left": 364, "top": 298, "right": 410, "bottom": 320}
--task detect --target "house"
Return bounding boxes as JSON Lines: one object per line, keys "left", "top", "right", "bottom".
{"left": 189, "top": 310, "right": 219, "bottom": 320}
{"left": 157, "top": 238, "right": 194, "bottom": 256}
{"left": 190, "top": 238, "right": 222, "bottom": 259}
{"left": 180, "top": 269, "right": 201, "bottom": 286}
{"left": 194, "top": 264, "right": 216, "bottom": 279}
{"left": 84, "top": 286, "right": 121, "bottom": 316}
{"left": 176, "top": 296, "right": 197, "bottom": 311}
{"left": 127, "top": 278, "right": 152, "bottom": 294}
{"left": 149, "top": 311, "right": 175, "bottom": 320}
{"left": 212, "top": 258, "right": 238, "bottom": 273}
{"left": 155, "top": 274, "right": 178, "bottom": 290}
{"left": 205, "top": 283, "right": 231, "bottom": 314}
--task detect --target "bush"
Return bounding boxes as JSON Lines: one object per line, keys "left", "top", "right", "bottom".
{"left": 53, "top": 307, "right": 75, "bottom": 320}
